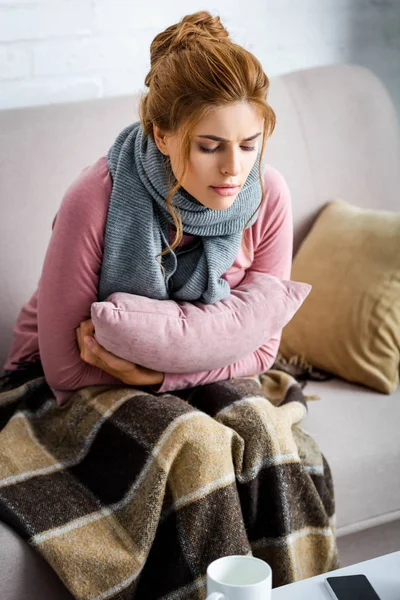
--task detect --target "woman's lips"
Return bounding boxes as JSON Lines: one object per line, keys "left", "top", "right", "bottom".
{"left": 210, "top": 186, "right": 239, "bottom": 197}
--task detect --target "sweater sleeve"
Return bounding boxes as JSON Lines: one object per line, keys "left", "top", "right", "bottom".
{"left": 150, "top": 166, "right": 294, "bottom": 394}
{"left": 37, "top": 157, "right": 123, "bottom": 404}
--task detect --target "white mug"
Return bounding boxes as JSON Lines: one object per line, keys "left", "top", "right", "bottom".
{"left": 206, "top": 555, "right": 272, "bottom": 600}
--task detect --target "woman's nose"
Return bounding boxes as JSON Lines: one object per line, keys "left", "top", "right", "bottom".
{"left": 220, "top": 148, "right": 241, "bottom": 176}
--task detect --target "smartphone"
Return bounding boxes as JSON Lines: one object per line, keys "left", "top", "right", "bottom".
{"left": 325, "top": 574, "right": 382, "bottom": 600}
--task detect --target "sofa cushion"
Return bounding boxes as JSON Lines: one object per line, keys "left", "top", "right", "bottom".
{"left": 91, "top": 271, "right": 311, "bottom": 374}
{"left": 0, "top": 521, "right": 74, "bottom": 600}
{"left": 302, "top": 378, "right": 400, "bottom": 534}
{"left": 280, "top": 199, "right": 400, "bottom": 394}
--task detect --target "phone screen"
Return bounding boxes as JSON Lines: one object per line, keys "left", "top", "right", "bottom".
{"left": 325, "top": 574, "right": 381, "bottom": 600}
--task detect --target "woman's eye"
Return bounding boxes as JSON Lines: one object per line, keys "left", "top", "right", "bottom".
{"left": 199, "top": 146, "right": 218, "bottom": 153}
{"left": 198, "top": 145, "right": 256, "bottom": 154}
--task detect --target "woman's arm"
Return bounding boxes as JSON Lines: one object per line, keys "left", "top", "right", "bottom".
{"left": 37, "top": 158, "right": 124, "bottom": 401}
{"left": 76, "top": 317, "right": 164, "bottom": 386}
{"left": 150, "top": 166, "right": 293, "bottom": 393}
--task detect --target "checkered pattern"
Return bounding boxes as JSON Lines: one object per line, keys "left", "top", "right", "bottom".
{"left": 0, "top": 364, "right": 339, "bottom": 599}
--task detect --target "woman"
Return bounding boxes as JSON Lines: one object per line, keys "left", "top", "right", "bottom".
{"left": 0, "top": 11, "right": 338, "bottom": 600}
{"left": 3, "top": 10, "right": 292, "bottom": 405}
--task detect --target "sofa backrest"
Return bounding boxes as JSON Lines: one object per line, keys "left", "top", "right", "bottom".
{"left": 266, "top": 63, "right": 400, "bottom": 251}
{"left": 1, "top": 63, "right": 399, "bottom": 369}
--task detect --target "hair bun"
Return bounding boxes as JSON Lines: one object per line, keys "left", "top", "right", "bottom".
{"left": 148, "top": 11, "right": 230, "bottom": 78}
{"left": 176, "top": 11, "right": 230, "bottom": 44}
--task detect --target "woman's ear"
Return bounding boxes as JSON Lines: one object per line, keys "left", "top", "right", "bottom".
{"left": 153, "top": 124, "right": 169, "bottom": 156}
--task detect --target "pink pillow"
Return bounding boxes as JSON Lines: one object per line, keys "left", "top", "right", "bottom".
{"left": 91, "top": 270, "right": 311, "bottom": 373}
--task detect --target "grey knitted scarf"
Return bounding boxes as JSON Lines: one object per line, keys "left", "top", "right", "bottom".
{"left": 98, "top": 121, "right": 263, "bottom": 304}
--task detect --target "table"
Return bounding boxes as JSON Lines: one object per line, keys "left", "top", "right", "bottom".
{"left": 271, "top": 551, "right": 400, "bottom": 599}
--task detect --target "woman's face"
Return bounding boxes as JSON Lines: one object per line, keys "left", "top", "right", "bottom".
{"left": 154, "top": 102, "right": 263, "bottom": 210}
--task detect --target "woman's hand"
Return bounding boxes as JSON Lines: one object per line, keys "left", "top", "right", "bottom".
{"left": 75, "top": 319, "right": 164, "bottom": 387}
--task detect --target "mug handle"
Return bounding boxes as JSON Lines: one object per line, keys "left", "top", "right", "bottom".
{"left": 206, "top": 594, "right": 225, "bottom": 600}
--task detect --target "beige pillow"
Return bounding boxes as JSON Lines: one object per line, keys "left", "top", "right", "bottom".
{"left": 279, "top": 199, "right": 400, "bottom": 394}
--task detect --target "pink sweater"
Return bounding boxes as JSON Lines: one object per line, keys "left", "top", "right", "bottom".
{"left": 4, "top": 156, "right": 293, "bottom": 406}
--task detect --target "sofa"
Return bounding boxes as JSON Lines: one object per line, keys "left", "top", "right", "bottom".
{"left": 0, "top": 63, "right": 399, "bottom": 599}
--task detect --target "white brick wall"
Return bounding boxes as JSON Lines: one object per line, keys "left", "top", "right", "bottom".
{"left": 0, "top": 0, "right": 399, "bottom": 121}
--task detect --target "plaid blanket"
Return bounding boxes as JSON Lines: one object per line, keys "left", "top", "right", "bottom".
{"left": 0, "top": 360, "right": 339, "bottom": 599}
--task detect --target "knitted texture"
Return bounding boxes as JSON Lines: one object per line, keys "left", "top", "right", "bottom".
{"left": 98, "top": 121, "right": 264, "bottom": 304}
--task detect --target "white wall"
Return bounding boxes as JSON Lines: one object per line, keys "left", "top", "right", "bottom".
{"left": 1, "top": 0, "right": 399, "bottom": 122}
